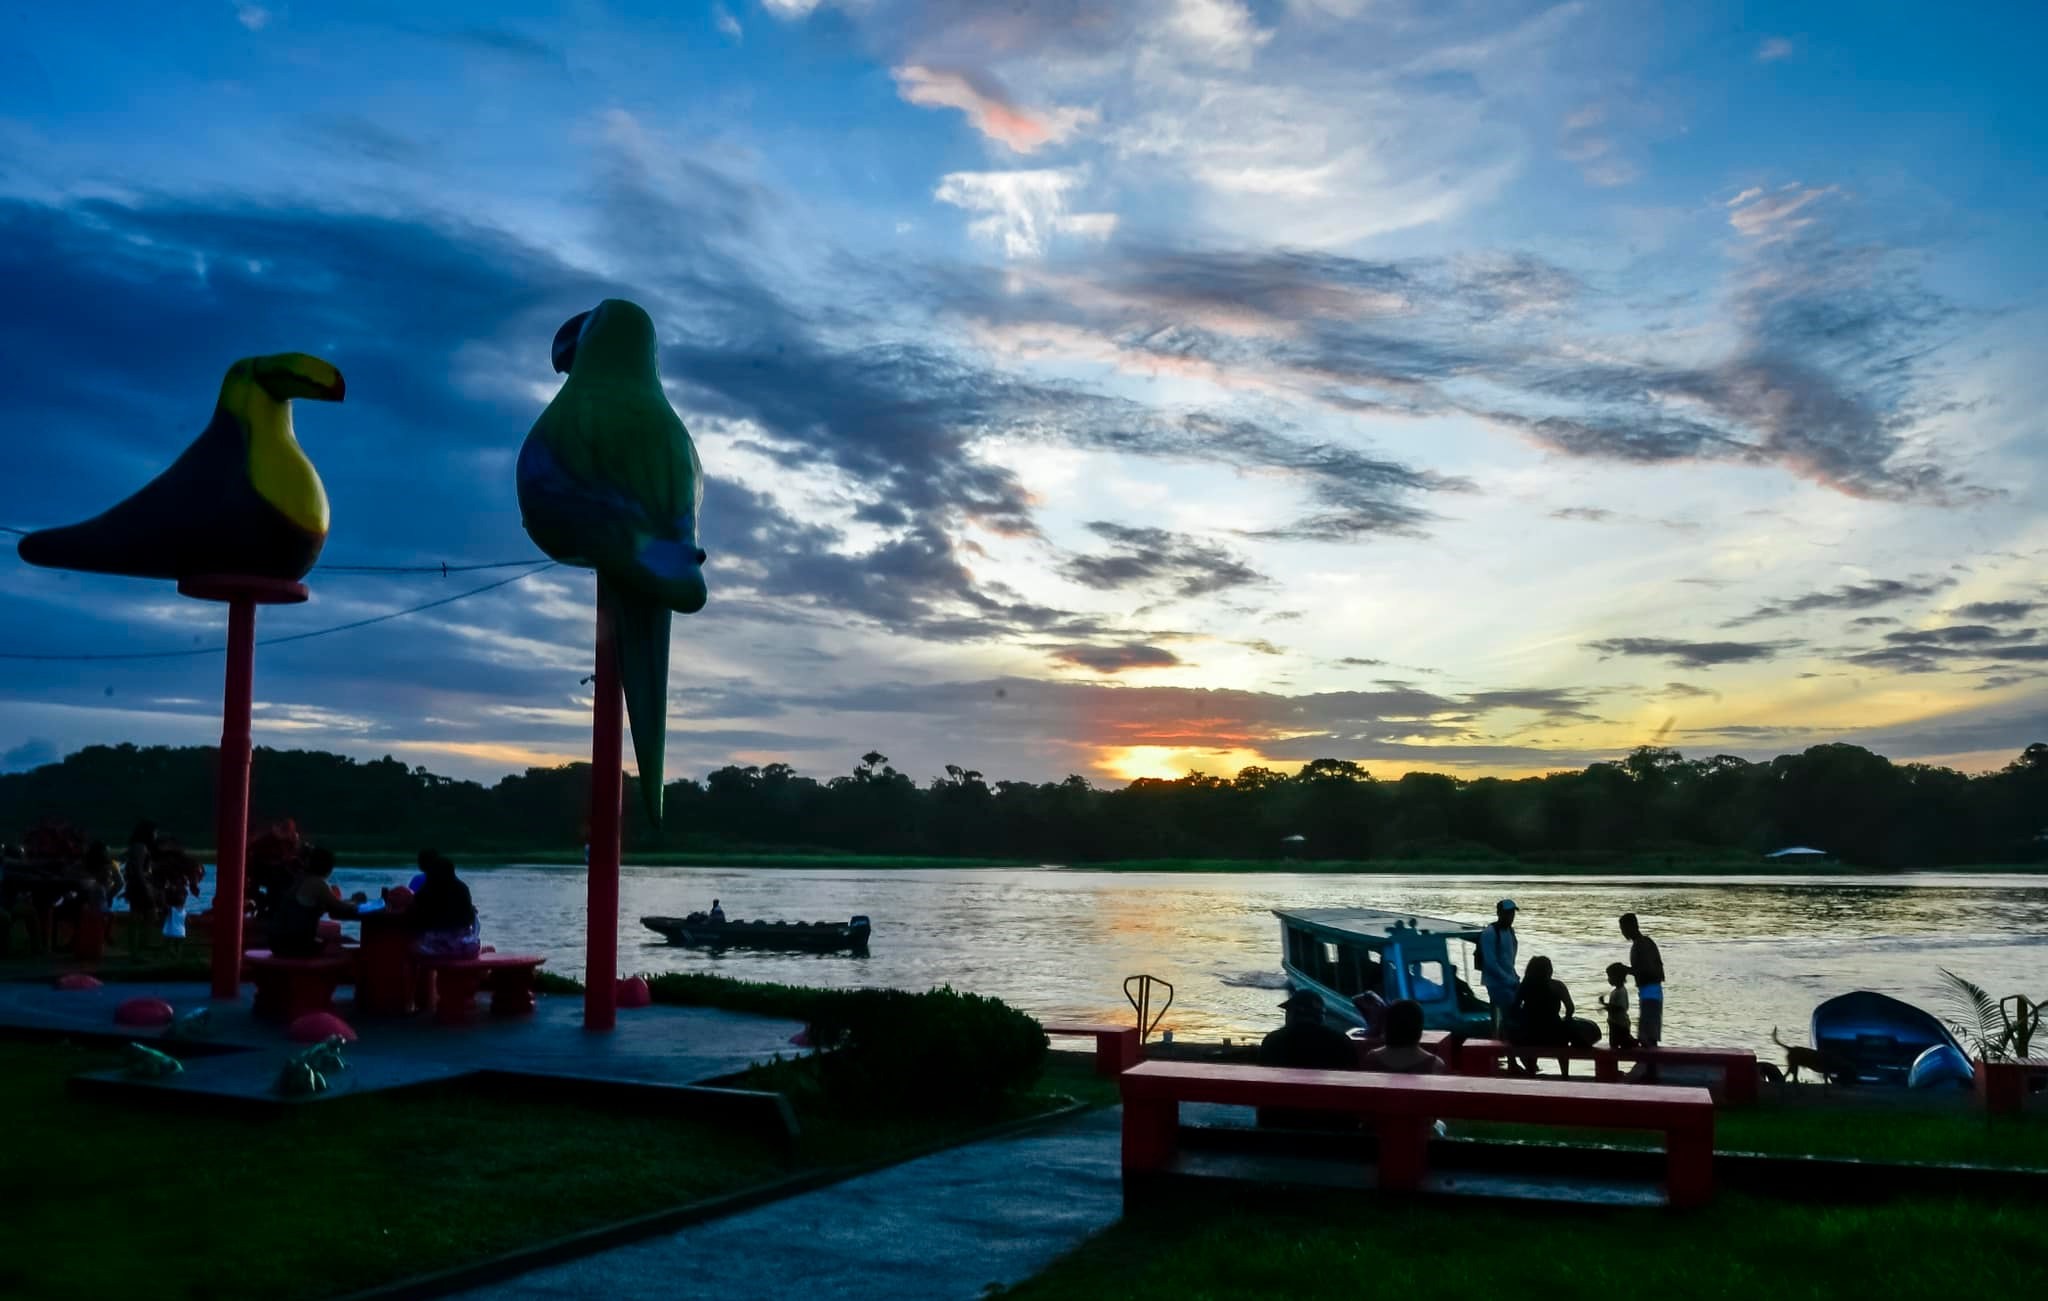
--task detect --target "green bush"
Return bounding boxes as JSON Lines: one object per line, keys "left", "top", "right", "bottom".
{"left": 646, "top": 975, "right": 1047, "bottom": 1114}
{"left": 807, "top": 986, "right": 1048, "bottom": 1114}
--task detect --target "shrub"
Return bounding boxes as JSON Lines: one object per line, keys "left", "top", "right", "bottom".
{"left": 807, "top": 986, "right": 1048, "bottom": 1114}
{"left": 646, "top": 975, "right": 1047, "bottom": 1114}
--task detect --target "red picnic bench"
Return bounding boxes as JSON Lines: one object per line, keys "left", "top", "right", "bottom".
{"left": 1120, "top": 1060, "right": 1717, "bottom": 1208}
{"left": 416, "top": 952, "right": 547, "bottom": 1024}
{"left": 1977, "top": 1059, "right": 2048, "bottom": 1115}
{"left": 243, "top": 950, "right": 353, "bottom": 1020}
{"left": 1345, "top": 1027, "right": 1455, "bottom": 1068}
{"left": 1045, "top": 1022, "right": 1143, "bottom": 1076}
{"left": 1456, "top": 1039, "right": 1758, "bottom": 1105}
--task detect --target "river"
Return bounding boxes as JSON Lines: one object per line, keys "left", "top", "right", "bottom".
{"left": 295, "top": 864, "right": 2046, "bottom": 1055}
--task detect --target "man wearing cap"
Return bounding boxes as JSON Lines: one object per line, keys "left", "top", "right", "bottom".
{"left": 1258, "top": 987, "right": 1358, "bottom": 1128}
{"left": 1477, "top": 899, "right": 1520, "bottom": 1034}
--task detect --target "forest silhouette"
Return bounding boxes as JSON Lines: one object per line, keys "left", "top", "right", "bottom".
{"left": 3, "top": 741, "right": 2044, "bottom": 868}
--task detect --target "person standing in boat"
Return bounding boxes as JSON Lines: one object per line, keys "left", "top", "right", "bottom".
{"left": 709, "top": 899, "right": 726, "bottom": 924}
{"left": 1477, "top": 899, "right": 1519, "bottom": 1033}
{"left": 1620, "top": 913, "right": 1665, "bottom": 1060}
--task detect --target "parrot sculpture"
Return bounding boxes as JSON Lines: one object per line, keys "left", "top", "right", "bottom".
{"left": 18, "top": 353, "right": 344, "bottom": 581}
{"left": 517, "top": 299, "right": 707, "bottom": 824}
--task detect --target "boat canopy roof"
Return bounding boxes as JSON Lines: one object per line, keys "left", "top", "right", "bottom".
{"left": 1765, "top": 846, "right": 1831, "bottom": 858}
{"left": 1274, "top": 907, "right": 1483, "bottom": 945}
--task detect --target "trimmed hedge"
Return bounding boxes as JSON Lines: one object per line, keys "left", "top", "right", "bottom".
{"left": 645, "top": 974, "right": 1048, "bottom": 1114}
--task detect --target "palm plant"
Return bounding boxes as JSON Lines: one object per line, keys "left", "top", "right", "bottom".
{"left": 1937, "top": 968, "right": 2045, "bottom": 1062}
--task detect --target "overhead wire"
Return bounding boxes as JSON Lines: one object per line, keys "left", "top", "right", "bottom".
{"left": 0, "top": 562, "right": 560, "bottom": 662}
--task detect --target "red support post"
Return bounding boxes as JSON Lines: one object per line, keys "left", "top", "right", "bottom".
{"left": 210, "top": 596, "right": 257, "bottom": 1000}
{"left": 584, "top": 583, "right": 624, "bottom": 1032}
{"left": 177, "top": 575, "right": 306, "bottom": 1003}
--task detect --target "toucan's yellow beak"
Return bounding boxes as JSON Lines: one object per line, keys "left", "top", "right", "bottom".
{"left": 253, "top": 353, "right": 346, "bottom": 403}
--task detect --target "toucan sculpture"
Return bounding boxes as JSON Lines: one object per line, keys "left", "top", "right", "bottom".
{"left": 19, "top": 353, "right": 344, "bottom": 581}
{"left": 516, "top": 299, "right": 707, "bottom": 823}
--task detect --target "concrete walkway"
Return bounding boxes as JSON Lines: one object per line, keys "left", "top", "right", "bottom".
{"left": 452, "top": 1105, "right": 1124, "bottom": 1301}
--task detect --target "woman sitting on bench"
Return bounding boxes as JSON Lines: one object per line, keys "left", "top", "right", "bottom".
{"left": 1505, "top": 955, "right": 1601, "bottom": 1073}
{"left": 266, "top": 847, "right": 362, "bottom": 957}
{"left": 406, "top": 851, "right": 480, "bottom": 959}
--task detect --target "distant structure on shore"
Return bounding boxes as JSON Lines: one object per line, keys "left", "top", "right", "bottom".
{"left": 1766, "top": 846, "right": 1834, "bottom": 863}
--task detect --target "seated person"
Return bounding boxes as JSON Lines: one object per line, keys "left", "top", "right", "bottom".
{"left": 407, "top": 851, "right": 480, "bottom": 958}
{"left": 1505, "top": 956, "right": 1601, "bottom": 1072}
{"left": 1257, "top": 988, "right": 1358, "bottom": 1129}
{"left": 709, "top": 898, "right": 726, "bottom": 924}
{"left": 1351, "top": 990, "right": 1390, "bottom": 1039}
{"left": 265, "top": 847, "right": 360, "bottom": 958}
{"left": 1362, "top": 999, "right": 1447, "bottom": 1074}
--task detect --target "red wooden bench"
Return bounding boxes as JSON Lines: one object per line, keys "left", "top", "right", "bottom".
{"left": 1458, "top": 1039, "right": 1758, "bottom": 1104}
{"left": 243, "top": 950, "right": 353, "bottom": 1020}
{"left": 1977, "top": 1059, "right": 2048, "bottom": 1115}
{"left": 1345, "top": 1027, "right": 1455, "bottom": 1068}
{"left": 1594, "top": 1046, "right": 1759, "bottom": 1105}
{"left": 416, "top": 953, "right": 546, "bottom": 1024}
{"left": 1454, "top": 1037, "right": 1603, "bottom": 1077}
{"left": 1120, "top": 1060, "right": 1716, "bottom": 1208}
{"left": 1045, "top": 1022, "right": 1143, "bottom": 1076}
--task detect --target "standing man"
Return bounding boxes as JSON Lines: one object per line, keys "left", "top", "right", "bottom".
{"left": 1620, "top": 913, "right": 1665, "bottom": 1072}
{"left": 1477, "top": 899, "right": 1519, "bottom": 1034}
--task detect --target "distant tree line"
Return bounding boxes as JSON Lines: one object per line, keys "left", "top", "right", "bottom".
{"left": 1, "top": 741, "right": 2044, "bottom": 868}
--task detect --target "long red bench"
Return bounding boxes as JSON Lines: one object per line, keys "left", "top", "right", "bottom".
{"left": 1458, "top": 1039, "right": 1757, "bottom": 1104}
{"left": 243, "top": 950, "right": 353, "bottom": 1020}
{"left": 1978, "top": 1059, "right": 2048, "bottom": 1115}
{"left": 1345, "top": 1027, "right": 1455, "bottom": 1068}
{"left": 416, "top": 953, "right": 546, "bottom": 1024}
{"left": 1454, "top": 1038, "right": 1602, "bottom": 1077}
{"left": 1045, "top": 1022, "right": 1143, "bottom": 1075}
{"left": 1594, "top": 1046, "right": 1759, "bottom": 1105}
{"left": 1120, "top": 1059, "right": 1716, "bottom": 1208}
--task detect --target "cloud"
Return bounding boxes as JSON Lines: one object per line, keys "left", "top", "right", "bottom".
{"left": 1755, "top": 37, "right": 1794, "bottom": 62}
{"left": 1551, "top": 506, "right": 1615, "bottom": 523}
{"left": 1727, "top": 183, "right": 1837, "bottom": 242}
{"left": 948, "top": 213, "right": 1973, "bottom": 503}
{"left": 1659, "top": 682, "right": 1718, "bottom": 700}
{"left": 1050, "top": 643, "right": 1184, "bottom": 673}
{"left": 1060, "top": 522, "right": 1265, "bottom": 598}
{"left": 893, "top": 65, "right": 1097, "bottom": 153}
{"left": 761, "top": 0, "right": 823, "bottom": 16}
{"left": 1953, "top": 600, "right": 2040, "bottom": 622}
{"left": 1849, "top": 615, "right": 1899, "bottom": 628}
{"left": 934, "top": 169, "right": 1116, "bottom": 257}
{"left": 1460, "top": 689, "right": 1601, "bottom": 721}
{"left": 1585, "top": 637, "right": 1795, "bottom": 668}
{"left": 234, "top": 3, "right": 269, "bottom": 32}
{"left": 715, "top": 5, "right": 743, "bottom": 40}
{"left": 1725, "top": 576, "right": 1955, "bottom": 626}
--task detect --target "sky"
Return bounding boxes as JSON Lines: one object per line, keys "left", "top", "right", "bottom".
{"left": 1, "top": 0, "right": 2045, "bottom": 789}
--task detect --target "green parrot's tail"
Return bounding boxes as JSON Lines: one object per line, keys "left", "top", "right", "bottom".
{"left": 604, "top": 585, "right": 673, "bottom": 826}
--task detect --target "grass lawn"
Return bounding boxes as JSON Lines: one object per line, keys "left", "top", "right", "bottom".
{"left": 1454, "top": 1101, "right": 2048, "bottom": 1168}
{"left": 0, "top": 1039, "right": 1096, "bottom": 1301}
{"left": 1012, "top": 1192, "right": 2048, "bottom": 1300}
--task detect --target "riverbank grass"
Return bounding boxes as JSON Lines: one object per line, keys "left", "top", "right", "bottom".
{"left": 0, "top": 1034, "right": 1094, "bottom": 1301}
{"left": 1012, "top": 1191, "right": 2047, "bottom": 1300}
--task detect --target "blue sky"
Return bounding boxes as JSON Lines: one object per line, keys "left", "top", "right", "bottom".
{"left": 2, "top": 0, "right": 2044, "bottom": 787}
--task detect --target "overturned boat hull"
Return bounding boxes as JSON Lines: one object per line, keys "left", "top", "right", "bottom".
{"left": 641, "top": 913, "right": 871, "bottom": 954}
{"left": 1812, "top": 990, "right": 1967, "bottom": 1087}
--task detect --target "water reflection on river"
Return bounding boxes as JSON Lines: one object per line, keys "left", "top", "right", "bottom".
{"left": 316, "top": 865, "right": 2048, "bottom": 1054}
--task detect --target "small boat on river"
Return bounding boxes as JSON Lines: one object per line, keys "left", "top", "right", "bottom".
{"left": 1275, "top": 907, "right": 1496, "bottom": 1035}
{"left": 1811, "top": 990, "right": 1967, "bottom": 1086}
{"left": 641, "top": 913, "right": 872, "bottom": 955}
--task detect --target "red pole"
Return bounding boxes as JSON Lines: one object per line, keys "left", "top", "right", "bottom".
{"left": 584, "top": 581, "right": 623, "bottom": 1031}
{"left": 210, "top": 596, "right": 256, "bottom": 1000}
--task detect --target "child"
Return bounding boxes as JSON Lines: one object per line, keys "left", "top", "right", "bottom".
{"left": 1600, "top": 961, "right": 1636, "bottom": 1049}
{"left": 160, "top": 880, "right": 189, "bottom": 956}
